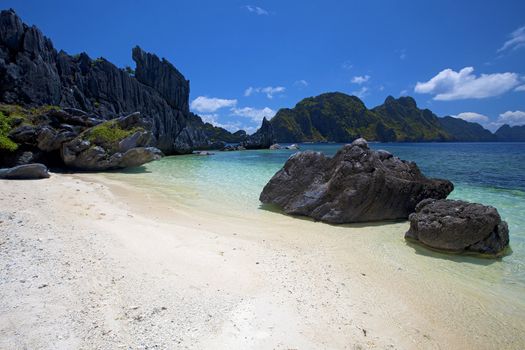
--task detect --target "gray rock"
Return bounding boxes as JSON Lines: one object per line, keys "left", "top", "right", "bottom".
{"left": 405, "top": 199, "right": 509, "bottom": 256}
{"left": 0, "top": 9, "right": 213, "bottom": 154}
{"left": 0, "top": 163, "right": 49, "bottom": 179}
{"left": 260, "top": 138, "right": 453, "bottom": 224}
{"left": 241, "top": 117, "right": 276, "bottom": 149}
{"left": 269, "top": 144, "right": 282, "bottom": 150}
{"left": 61, "top": 114, "right": 162, "bottom": 171}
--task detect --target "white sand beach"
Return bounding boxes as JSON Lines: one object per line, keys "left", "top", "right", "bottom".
{"left": 1, "top": 173, "right": 524, "bottom": 349}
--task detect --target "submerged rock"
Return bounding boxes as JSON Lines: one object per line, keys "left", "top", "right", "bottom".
{"left": 405, "top": 199, "right": 509, "bottom": 256}
{"left": 259, "top": 138, "right": 453, "bottom": 224}
{"left": 0, "top": 163, "right": 49, "bottom": 179}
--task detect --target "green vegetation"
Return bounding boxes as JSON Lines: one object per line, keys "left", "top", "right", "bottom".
{"left": 87, "top": 120, "right": 143, "bottom": 152}
{"left": 125, "top": 66, "right": 135, "bottom": 75}
{"left": 270, "top": 93, "right": 454, "bottom": 143}
{"left": 0, "top": 111, "right": 19, "bottom": 152}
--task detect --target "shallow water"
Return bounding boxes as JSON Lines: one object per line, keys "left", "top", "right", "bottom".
{"left": 107, "top": 142, "right": 525, "bottom": 304}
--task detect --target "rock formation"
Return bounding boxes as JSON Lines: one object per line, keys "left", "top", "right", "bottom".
{"left": 1, "top": 103, "right": 162, "bottom": 171}
{"left": 61, "top": 112, "right": 162, "bottom": 170}
{"left": 260, "top": 138, "right": 453, "bottom": 224}
{"left": 0, "top": 163, "right": 49, "bottom": 179}
{"left": 241, "top": 117, "right": 276, "bottom": 149}
{"left": 405, "top": 199, "right": 510, "bottom": 256}
{"left": 0, "top": 9, "right": 231, "bottom": 154}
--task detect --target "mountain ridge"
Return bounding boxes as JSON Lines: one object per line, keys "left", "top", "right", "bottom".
{"left": 268, "top": 92, "right": 522, "bottom": 143}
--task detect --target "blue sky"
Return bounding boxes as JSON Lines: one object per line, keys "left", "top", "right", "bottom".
{"left": 3, "top": 0, "right": 525, "bottom": 132}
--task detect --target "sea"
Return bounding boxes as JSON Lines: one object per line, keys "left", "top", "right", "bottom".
{"left": 104, "top": 142, "right": 525, "bottom": 309}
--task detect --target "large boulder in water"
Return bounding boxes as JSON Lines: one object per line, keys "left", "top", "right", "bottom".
{"left": 259, "top": 138, "right": 453, "bottom": 224}
{"left": 405, "top": 199, "right": 510, "bottom": 256}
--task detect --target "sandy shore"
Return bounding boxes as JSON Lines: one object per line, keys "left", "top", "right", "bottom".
{"left": 1, "top": 173, "right": 524, "bottom": 349}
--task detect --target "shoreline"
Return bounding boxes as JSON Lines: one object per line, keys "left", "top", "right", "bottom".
{"left": 1, "top": 173, "right": 524, "bottom": 349}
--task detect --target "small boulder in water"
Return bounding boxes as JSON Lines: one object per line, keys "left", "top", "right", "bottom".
{"left": 405, "top": 199, "right": 510, "bottom": 257}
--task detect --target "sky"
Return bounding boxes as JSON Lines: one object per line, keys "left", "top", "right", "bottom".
{"left": 2, "top": 0, "right": 525, "bottom": 133}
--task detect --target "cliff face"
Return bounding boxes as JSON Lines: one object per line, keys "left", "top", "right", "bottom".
{"left": 270, "top": 93, "right": 452, "bottom": 143}
{"left": 0, "top": 9, "right": 212, "bottom": 154}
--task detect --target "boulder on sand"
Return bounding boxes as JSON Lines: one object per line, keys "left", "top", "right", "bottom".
{"left": 259, "top": 138, "right": 453, "bottom": 224}
{"left": 405, "top": 198, "right": 509, "bottom": 256}
{"left": 61, "top": 112, "right": 162, "bottom": 171}
{"left": 0, "top": 163, "right": 50, "bottom": 179}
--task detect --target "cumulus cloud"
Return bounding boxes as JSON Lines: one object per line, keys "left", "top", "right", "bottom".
{"left": 351, "top": 75, "right": 370, "bottom": 84}
{"left": 244, "top": 86, "right": 285, "bottom": 99}
{"left": 244, "top": 5, "right": 269, "bottom": 15}
{"left": 498, "top": 25, "right": 525, "bottom": 53}
{"left": 200, "top": 113, "right": 256, "bottom": 133}
{"left": 231, "top": 106, "right": 276, "bottom": 122}
{"left": 451, "top": 112, "right": 489, "bottom": 123}
{"left": 515, "top": 84, "right": 525, "bottom": 91}
{"left": 190, "top": 96, "right": 237, "bottom": 113}
{"left": 351, "top": 87, "right": 369, "bottom": 99}
{"left": 497, "top": 110, "right": 525, "bottom": 126}
{"left": 414, "top": 67, "right": 520, "bottom": 100}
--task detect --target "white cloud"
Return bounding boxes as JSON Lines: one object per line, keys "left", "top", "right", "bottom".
{"left": 351, "top": 75, "right": 370, "bottom": 84}
{"left": 351, "top": 87, "right": 369, "bottom": 99}
{"left": 244, "top": 87, "right": 255, "bottom": 97}
{"left": 190, "top": 96, "right": 237, "bottom": 113}
{"left": 231, "top": 106, "right": 276, "bottom": 122}
{"left": 244, "top": 86, "right": 285, "bottom": 99}
{"left": 414, "top": 67, "right": 520, "bottom": 100}
{"left": 515, "top": 84, "right": 525, "bottom": 91}
{"left": 399, "top": 89, "right": 408, "bottom": 96}
{"left": 498, "top": 25, "right": 525, "bottom": 53}
{"left": 294, "top": 80, "right": 309, "bottom": 88}
{"left": 497, "top": 110, "right": 525, "bottom": 126}
{"left": 200, "top": 113, "right": 254, "bottom": 133}
{"left": 244, "top": 5, "right": 269, "bottom": 15}
{"left": 399, "top": 49, "right": 407, "bottom": 60}
{"left": 451, "top": 112, "right": 489, "bottom": 123}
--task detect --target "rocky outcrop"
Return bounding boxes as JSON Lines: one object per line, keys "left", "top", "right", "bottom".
{"left": 0, "top": 9, "right": 217, "bottom": 154}
{"left": 260, "top": 138, "right": 453, "bottom": 224}
{"left": 61, "top": 112, "right": 162, "bottom": 170}
{"left": 405, "top": 199, "right": 510, "bottom": 256}
{"left": 0, "top": 163, "right": 49, "bottom": 179}
{"left": 241, "top": 117, "right": 275, "bottom": 149}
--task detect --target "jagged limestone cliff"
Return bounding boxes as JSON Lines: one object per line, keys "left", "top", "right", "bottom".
{"left": 0, "top": 9, "right": 218, "bottom": 154}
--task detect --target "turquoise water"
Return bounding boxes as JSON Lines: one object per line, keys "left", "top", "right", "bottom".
{"left": 120, "top": 142, "right": 525, "bottom": 289}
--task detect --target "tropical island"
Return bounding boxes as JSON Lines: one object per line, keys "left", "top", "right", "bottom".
{"left": 1, "top": 6, "right": 525, "bottom": 350}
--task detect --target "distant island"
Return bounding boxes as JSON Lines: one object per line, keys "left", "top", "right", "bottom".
{"left": 268, "top": 92, "right": 524, "bottom": 143}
